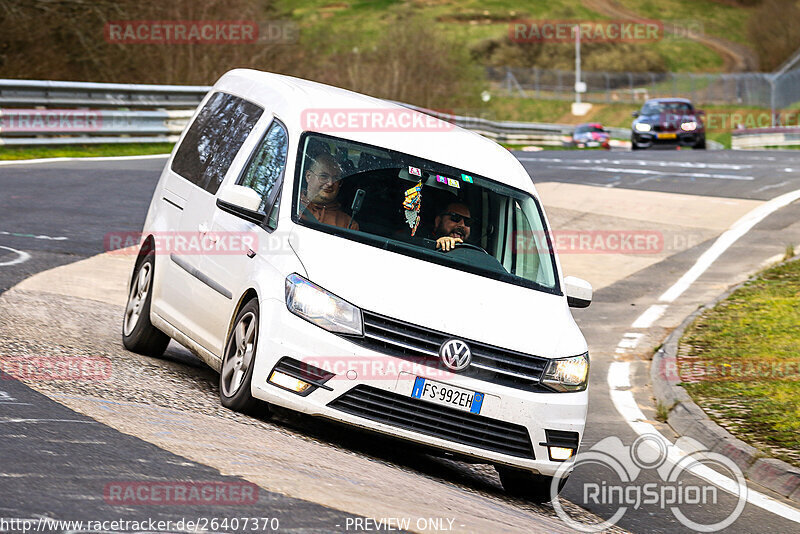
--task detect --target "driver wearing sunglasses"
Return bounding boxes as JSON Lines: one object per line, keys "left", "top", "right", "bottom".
{"left": 433, "top": 202, "right": 472, "bottom": 252}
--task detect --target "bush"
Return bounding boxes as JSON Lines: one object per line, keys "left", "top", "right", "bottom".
{"left": 747, "top": 0, "right": 800, "bottom": 71}
{"left": 470, "top": 38, "right": 667, "bottom": 73}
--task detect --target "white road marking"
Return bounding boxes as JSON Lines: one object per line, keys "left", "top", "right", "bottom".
{"left": 631, "top": 304, "right": 668, "bottom": 329}
{"left": 659, "top": 188, "right": 800, "bottom": 303}
{"left": 554, "top": 165, "right": 754, "bottom": 181}
{"left": 519, "top": 157, "right": 753, "bottom": 170}
{"left": 0, "top": 418, "right": 96, "bottom": 424}
{"left": 0, "top": 246, "right": 30, "bottom": 267}
{"left": 618, "top": 333, "right": 643, "bottom": 349}
{"left": 753, "top": 180, "right": 790, "bottom": 193}
{"left": 609, "top": 189, "right": 800, "bottom": 522}
{"left": 0, "top": 231, "right": 68, "bottom": 241}
{"left": 0, "top": 154, "right": 169, "bottom": 166}
{"left": 608, "top": 361, "right": 800, "bottom": 523}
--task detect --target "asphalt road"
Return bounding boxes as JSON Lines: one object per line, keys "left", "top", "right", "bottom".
{"left": 2, "top": 150, "right": 800, "bottom": 533}
{"left": 0, "top": 157, "right": 404, "bottom": 533}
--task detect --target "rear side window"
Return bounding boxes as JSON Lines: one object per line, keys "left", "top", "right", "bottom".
{"left": 237, "top": 119, "right": 289, "bottom": 230}
{"left": 172, "top": 92, "right": 263, "bottom": 195}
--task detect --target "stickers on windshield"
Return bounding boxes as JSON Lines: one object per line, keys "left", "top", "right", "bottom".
{"left": 408, "top": 166, "right": 422, "bottom": 177}
{"left": 436, "top": 175, "right": 460, "bottom": 189}
{"left": 403, "top": 180, "right": 422, "bottom": 236}
{"left": 461, "top": 174, "right": 474, "bottom": 183}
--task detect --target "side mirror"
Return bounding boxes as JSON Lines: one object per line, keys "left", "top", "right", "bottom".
{"left": 218, "top": 185, "right": 262, "bottom": 212}
{"left": 216, "top": 185, "right": 266, "bottom": 225}
{"left": 632, "top": 111, "right": 639, "bottom": 118}
{"left": 564, "top": 276, "right": 592, "bottom": 308}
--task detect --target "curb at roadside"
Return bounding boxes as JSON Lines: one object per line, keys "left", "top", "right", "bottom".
{"left": 650, "top": 260, "right": 800, "bottom": 505}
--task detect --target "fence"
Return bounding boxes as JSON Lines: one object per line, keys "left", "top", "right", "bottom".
{"left": 490, "top": 67, "right": 800, "bottom": 111}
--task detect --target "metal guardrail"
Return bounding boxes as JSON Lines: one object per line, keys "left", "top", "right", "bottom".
{"left": 0, "top": 79, "right": 208, "bottom": 108}
{"left": 0, "top": 78, "right": 721, "bottom": 149}
{"left": 732, "top": 127, "right": 800, "bottom": 150}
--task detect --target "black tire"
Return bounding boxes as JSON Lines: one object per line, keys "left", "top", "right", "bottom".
{"left": 219, "top": 299, "right": 264, "bottom": 414}
{"left": 630, "top": 137, "right": 641, "bottom": 150}
{"left": 694, "top": 137, "right": 706, "bottom": 149}
{"left": 496, "top": 466, "right": 569, "bottom": 503}
{"left": 122, "top": 252, "right": 170, "bottom": 357}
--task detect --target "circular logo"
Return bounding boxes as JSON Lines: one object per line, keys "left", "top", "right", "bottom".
{"left": 439, "top": 339, "right": 472, "bottom": 371}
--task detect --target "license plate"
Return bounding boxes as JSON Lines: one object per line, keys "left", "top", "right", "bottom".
{"left": 657, "top": 132, "right": 677, "bottom": 139}
{"left": 411, "top": 377, "right": 484, "bottom": 414}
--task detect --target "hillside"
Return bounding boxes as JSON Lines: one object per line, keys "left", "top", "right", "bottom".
{"left": 279, "top": 0, "right": 762, "bottom": 73}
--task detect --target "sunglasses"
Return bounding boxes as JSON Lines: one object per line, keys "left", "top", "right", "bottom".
{"left": 441, "top": 212, "right": 473, "bottom": 226}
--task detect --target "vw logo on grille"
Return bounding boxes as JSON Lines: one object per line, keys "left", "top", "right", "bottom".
{"left": 439, "top": 338, "right": 472, "bottom": 372}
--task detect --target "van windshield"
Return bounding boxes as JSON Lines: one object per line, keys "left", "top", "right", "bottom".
{"left": 292, "top": 133, "right": 559, "bottom": 293}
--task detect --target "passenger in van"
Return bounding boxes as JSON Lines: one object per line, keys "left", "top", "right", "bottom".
{"left": 300, "top": 152, "right": 359, "bottom": 230}
{"left": 433, "top": 202, "right": 472, "bottom": 252}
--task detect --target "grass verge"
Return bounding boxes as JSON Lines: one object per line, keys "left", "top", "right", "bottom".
{"left": 0, "top": 143, "right": 174, "bottom": 161}
{"left": 679, "top": 259, "right": 800, "bottom": 468}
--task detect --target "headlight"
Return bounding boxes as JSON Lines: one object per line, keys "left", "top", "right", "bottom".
{"left": 542, "top": 353, "right": 589, "bottom": 392}
{"left": 681, "top": 121, "right": 697, "bottom": 131}
{"left": 285, "top": 274, "right": 363, "bottom": 335}
{"left": 634, "top": 123, "right": 651, "bottom": 132}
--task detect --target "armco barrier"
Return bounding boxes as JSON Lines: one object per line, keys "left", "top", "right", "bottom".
{"left": 0, "top": 78, "right": 717, "bottom": 148}
{"left": 732, "top": 127, "right": 800, "bottom": 149}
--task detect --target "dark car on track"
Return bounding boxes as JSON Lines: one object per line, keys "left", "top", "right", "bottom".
{"left": 631, "top": 98, "right": 705, "bottom": 150}
{"left": 571, "top": 123, "right": 610, "bottom": 149}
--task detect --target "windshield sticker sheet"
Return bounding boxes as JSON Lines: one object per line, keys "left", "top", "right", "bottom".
{"left": 461, "top": 174, "right": 474, "bottom": 183}
{"left": 408, "top": 166, "right": 422, "bottom": 177}
{"left": 403, "top": 180, "right": 422, "bottom": 236}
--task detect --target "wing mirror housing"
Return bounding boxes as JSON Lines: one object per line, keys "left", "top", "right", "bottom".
{"left": 216, "top": 185, "right": 266, "bottom": 225}
{"left": 564, "top": 276, "right": 592, "bottom": 308}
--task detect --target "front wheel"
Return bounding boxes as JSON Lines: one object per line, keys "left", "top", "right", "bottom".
{"left": 694, "top": 137, "right": 706, "bottom": 149}
{"left": 219, "top": 299, "right": 264, "bottom": 414}
{"left": 122, "top": 253, "right": 170, "bottom": 356}
{"left": 496, "top": 466, "right": 569, "bottom": 503}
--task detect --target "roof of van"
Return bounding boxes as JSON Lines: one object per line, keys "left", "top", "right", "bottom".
{"left": 213, "top": 69, "right": 536, "bottom": 193}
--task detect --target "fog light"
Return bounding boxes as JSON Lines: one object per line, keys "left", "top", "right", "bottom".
{"left": 269, "top": 370, "right": 311, "bottom": 393}
{"left": 549, "top": 446, "right": 575, "bottom": 461}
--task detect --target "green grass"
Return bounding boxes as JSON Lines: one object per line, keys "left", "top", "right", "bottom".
{"left": 679, "top": 259, "right": 800, "bottom": 467}
{"left": 0, "top": 143, "right": 174, "bottom": 160}
{"left": 616, "top": 0, "right": 752, "bottom": 46}
{"left": 280, "top": 0, "right": 743, "bottom": 73}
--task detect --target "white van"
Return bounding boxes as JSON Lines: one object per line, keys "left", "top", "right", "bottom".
{"left": 122, "top": 69, "right": 592, "bottom": 501}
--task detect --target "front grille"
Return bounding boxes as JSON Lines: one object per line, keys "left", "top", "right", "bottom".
{"left": 328, "top": 385, "right": 535, "bottom": 459}
{"left": 341, "top": 310, "right": 552, "bottom": 391}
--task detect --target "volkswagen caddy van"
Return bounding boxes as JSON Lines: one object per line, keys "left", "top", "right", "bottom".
{"left": 122, "top": 69, "right": 593, "bottom": 501}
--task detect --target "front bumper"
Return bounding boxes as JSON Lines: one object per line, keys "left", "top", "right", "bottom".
{"left": 633, "top": 131, "right": 702, "bottom": 147}
{"left": 250, "top": 298, "right": 588, "bottom": 477}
